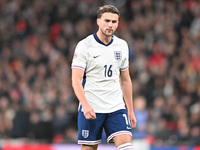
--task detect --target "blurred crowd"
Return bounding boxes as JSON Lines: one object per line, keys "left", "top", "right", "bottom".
{"left": 0, "top": 0, "right": 200, "bottom": 146}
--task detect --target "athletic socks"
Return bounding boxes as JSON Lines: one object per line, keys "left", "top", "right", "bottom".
{"left": 117, "top": 142, "right": 133, "bottom": 150}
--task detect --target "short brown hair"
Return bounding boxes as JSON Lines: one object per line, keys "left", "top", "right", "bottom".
{"left": 97, "top": 5, "right": 120, "bottom": 19}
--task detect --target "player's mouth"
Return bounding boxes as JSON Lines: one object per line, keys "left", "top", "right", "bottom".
{"left": 107, "top": 29, "right": 113, "bottom": 32}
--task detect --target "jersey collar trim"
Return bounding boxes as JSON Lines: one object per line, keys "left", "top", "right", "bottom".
{"left": 93, "top": 32, "right": 113, "bottom": 46}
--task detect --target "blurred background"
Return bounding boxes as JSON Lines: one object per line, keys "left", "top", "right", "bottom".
{"left": 0, "top": 0, "right": 200, "bottom": 149}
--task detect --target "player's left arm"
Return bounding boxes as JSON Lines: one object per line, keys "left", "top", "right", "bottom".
{"left": 120, "top": 69, "right": 137, "bottom": 129}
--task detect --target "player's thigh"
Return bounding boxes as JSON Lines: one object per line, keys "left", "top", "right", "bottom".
{"left": 81, "top": 144, "right": 98, "bottom": 150}
{"left": 78, "top": 109, "right": 105, "bottom": 144}
{"left": 104, "top": 109, "right": 132, "bottom": 143}
{"left": 113, "top": 134, "right": 132, "bottom": 147}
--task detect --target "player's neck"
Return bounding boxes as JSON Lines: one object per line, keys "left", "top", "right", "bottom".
{"left": 96, "top": 31, "right": 112, "bottom": 45}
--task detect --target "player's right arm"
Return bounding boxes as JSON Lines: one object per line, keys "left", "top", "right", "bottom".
{"left": 72, "top": 68, "right": 96, "bottom": 120}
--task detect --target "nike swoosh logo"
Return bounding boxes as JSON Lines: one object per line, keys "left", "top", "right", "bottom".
{"left": 127, "top": 126, "right": 132, "bottom": 129}
{"left": 93, "top": 55, "right": 100, "bottom": 58}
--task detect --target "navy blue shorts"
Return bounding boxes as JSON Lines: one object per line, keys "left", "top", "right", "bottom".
{"left": 77, "top": 108, "right": 132, "bottom": 145}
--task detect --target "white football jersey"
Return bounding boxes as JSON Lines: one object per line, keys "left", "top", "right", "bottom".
{"left": 71, "top": 33, "right": 129, "bottom": 113}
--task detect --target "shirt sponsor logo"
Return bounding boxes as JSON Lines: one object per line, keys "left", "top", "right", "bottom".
{"left": 114, "top": 51, "right": 122, "bottom": 61}
{"left": 82, "top": 130, "right": 89, "bottom": 138}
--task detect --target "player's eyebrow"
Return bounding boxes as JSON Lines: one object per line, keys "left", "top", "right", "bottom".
{"left": 105, "top": 19, "right": 118, "bottom": 23}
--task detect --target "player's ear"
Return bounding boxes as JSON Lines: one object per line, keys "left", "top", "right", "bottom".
{"left": 97, "top": 18, "right": 100, "bottom": 26}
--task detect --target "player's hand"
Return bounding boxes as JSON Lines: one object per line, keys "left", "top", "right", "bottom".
{"left": 83, "top": 104, "right": 96, "bottom": 120}
{"left": 128, "top": 111, "right": 137, "bottom": 129}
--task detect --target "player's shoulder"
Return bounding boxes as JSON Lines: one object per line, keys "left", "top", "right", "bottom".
{"left": 77, "top": 34, "right": 94, "bottom": 48}
{"left": 113, "top": 35, "right": 128, "bottom": 46}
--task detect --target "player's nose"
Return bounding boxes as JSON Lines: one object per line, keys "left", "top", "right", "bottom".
{"left": 108, "top": 22, "right": 113, "bottom": 27}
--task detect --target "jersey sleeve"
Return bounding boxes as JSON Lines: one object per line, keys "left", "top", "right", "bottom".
{"left": 120, "top": 41, "right": 129, "bottom": 71}
{"left": 71, "top": 41, "right": 87, "bottom": 71}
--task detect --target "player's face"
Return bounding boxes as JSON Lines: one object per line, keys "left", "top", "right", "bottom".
{"left": 97, "top": 12, "right": 119, "bottom": 37}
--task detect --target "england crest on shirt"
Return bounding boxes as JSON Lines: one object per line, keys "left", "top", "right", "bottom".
{"left": 114, "top": 51, "right": 122, "bottom": 61}
{"left": 82, "top": 130, "right": 89, "bottom": 138}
